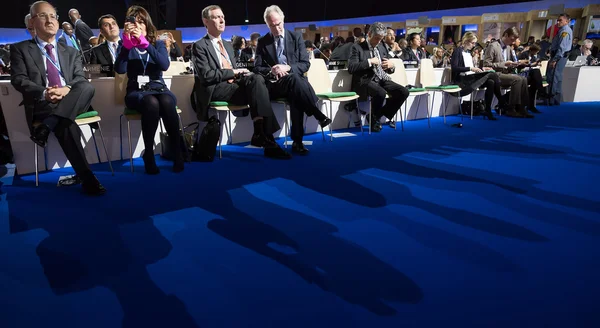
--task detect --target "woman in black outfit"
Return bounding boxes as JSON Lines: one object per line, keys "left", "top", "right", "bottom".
{"left": 451, "top": 32, "right": 506, "bottom": 120}
{"left": 115, "top": 5, "right": 183, "bottom": 174}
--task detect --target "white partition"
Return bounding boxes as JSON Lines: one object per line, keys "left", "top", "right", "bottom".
{"left": 0, "top": 68, "right": 448, "bottom": 175}
{"left": 562, "top": 67, "right": 600, "bottom": 103}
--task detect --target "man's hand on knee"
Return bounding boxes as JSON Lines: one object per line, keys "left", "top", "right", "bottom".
{"left": 45, "top": 86, "right": 70, "bottom": 103}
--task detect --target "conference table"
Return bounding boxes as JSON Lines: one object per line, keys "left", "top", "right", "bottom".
{"left": 1, "top": 68, "right": 449, "bottom": 175}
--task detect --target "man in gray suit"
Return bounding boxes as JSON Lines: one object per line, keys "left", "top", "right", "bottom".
{"left": 11, "top": 1, "right": 105, "bottom": 195}
{"left": 483, "top": 27, "right": 533, "bottom": 118}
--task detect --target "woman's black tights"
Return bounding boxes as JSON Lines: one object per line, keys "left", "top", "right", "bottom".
{"left": 139, "top": 94, "right": 183, "bottom": 174}
{"left": 483, "top": 73, "right": 505, "bottom": 112}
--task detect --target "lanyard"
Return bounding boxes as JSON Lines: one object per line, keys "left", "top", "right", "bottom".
{"left": 135, "top": 48, "right": 149, "bottom": 75}
{"left": 70, "top": 36, "right": 79, "bottom": 50}
{"left": 35, "top": 39, "right": 65, "bottom": 79}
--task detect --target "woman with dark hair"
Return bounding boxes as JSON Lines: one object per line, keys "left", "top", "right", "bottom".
{"left": 231, "top": 36, "right": 246, "bottom": 61}
{"left": 451, "top": 32, "right": 506, "bottom": 120}
{"left": 115, "top": 5, "right": 184, "bottom": 174}
{"left": 402, "top": 33, "right": 427, "bottom": 65}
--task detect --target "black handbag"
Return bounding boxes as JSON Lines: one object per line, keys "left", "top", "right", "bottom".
{"left": 191, "top": 115, "right": 221, "bottom": 162}
{"left": 461, "top": 99, "right": 485, "bottom": 116}
{"left": 160, "top": 122, "right": 197, "bottom": 162}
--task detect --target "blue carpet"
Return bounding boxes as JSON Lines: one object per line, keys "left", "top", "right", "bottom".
{"left": 1, "top": 103, "right": 600, "bottom": 328}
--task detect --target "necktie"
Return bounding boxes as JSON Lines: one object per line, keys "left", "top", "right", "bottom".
{"left": 44, "top": 44, "right": 63, "bottom": 87}
{"left": 276, "top": 36, "right": 287, "bottom": 65}
{"left": 112, "top": 42, "right": 118, "bottom": 62}
{"left": 217, "top": 40, "right": 234, "bottom": 83}
{"left": 373, "top": 46, "right": 390, "bottom": 82}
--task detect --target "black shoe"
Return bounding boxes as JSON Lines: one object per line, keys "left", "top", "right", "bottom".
{"left": 264, "top": 145, "right": 292, "bottom": 159}
{"left": 528, "top": 107, "right": 542, "bottom": 114}
{"left": 318, "top": 118, "right": 332, "bottom": 129}
{"left": 388, "top": 121, "right": 396, "bottom": 129}
{"left": 483, "top": 111, "right": 497, "bottom": 120}
{"left": 371, "top": 119, "right": 382, "bottom": 132}
{"left": 291, "top": 142, "right": 309, "bottom": 155}
{"left": 250, "top": 133, "right": 266, "bottom": 147}
{"left": 142, "top": 151, "right": 160, "bottom": 175}
{"left": 81, "top": 175, "right": 106, "bottom": 196}
{"left": 30, "top": 123, "right": 51, "bottom": 148}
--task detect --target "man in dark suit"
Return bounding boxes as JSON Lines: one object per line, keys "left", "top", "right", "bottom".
{"left": 57, "top": 22, "right": 79, "bottom": 50}
{"left": 68, "top": 8, "right": 93, "bottom": 63}
{"left": 254, "top": 5, "right": 332, "bottom": 155}
{"left": 348, "top": 22, "right": 409, "bottom": 132}
{"left": 90, "top": 14, "right": 121, "bottom": 77}
{"left": 11, "top": 1, "right": 105, "bottom": 195}
{"left": 192, "top": 5, "right": 290, "bottom": 159}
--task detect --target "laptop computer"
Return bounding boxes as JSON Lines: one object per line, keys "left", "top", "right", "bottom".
{"left": 573, "top": 55, "right": 588, "bottom": 67}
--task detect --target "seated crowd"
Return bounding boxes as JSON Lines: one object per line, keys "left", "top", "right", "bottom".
{"left": 5, "top": 1, "right": 600, "bottom": 196}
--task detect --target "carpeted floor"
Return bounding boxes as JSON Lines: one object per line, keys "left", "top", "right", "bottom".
{"left": 1, "top": 103, "right": 599, "bottom": 328}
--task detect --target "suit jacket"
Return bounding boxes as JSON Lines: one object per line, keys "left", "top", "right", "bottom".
{"left": 74, "top": 19, "right": 93, "bottom": 51}
{"left": 401, "top": 47, "right": 427, "bottom": 63}
{"left": 58, "top": 33, "right": 78, "bottom": 49}
{"left": 253, "top": 30, "right": 310, "bottom": 77}
{"left": 450, "top": 46, "right": 471, "bottom": 83}
{"left": 347, "top": 40, "right": 395, "bottom": 100}
{"left": 240, "top": 47, "right": 255, "bottom": 62}
{"left": 483, "top": 40, "right": 513, "bottom": 74}
{"left": 191, "top": 34, "right": 237, "bottom": 121}
{"left": 90, "top": 42, "right": 115, "bottom": 77}
{"left": 10, "top": 38, "right": 87, "bottom": 130}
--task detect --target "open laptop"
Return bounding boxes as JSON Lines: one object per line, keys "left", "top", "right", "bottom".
{"left": 573, "top": 55, "right": 588, "bottom": 67}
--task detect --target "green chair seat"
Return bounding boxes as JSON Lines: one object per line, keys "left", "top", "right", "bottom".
{"left": 209, "top": 101, "right": 230, "bottom": 106}
{"left": 409, "top": 88, "right": 427, "bottom": 92}
{"left": 76, "top": 111, "right": 99, "bottom": 119}
{"left": 316, "top": 92, "right": 357, "bottom": 98}
{"left": 425, "top": 85, "right": 460, "bottom": 90}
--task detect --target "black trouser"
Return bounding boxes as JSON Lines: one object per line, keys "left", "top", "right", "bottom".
{"left": 33, "top": 81, "right": 95, "bottom": 178}
{"left": 211, "top": 74, "right": 280, "bottom": 135}
{"left": 527, "top": 69, "right": 544, "bottom": 108}
{"left": 266, "top": 74, "right": 327, "bottom": 144}
{"left": 366, "top": 79, "right": 409, "bottom": 120}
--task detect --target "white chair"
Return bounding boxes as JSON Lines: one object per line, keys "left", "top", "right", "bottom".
{"left": 208, "top": 101, "right": 250, "bottom": 159}
{"left": 306, "top": 58, "right": 360, "bottom": 141}
{"left": 388, "top": 59, "right": 429, "bottom": 129}
{"left": 419, "top": 58, "right": 463, "bottom": 124}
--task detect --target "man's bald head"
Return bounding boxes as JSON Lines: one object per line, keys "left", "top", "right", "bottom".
{"left": 68, "top": 8, "right": 80, "bottom": 24}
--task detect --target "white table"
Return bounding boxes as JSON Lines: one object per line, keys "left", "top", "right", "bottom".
{"left": 562, "top": 66, "right": 600, "bottom": 103}
{"left": 0, "top": 68, "right": 448, "bottom": 175}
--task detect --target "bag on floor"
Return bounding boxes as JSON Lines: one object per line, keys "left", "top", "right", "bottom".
{"left": 461, "top": 99, "right": 485, "bottom": 116}
{"left": 160, "top": 122, "right": 197, "bottom": 162}
{"left": 191, "top": 115, "right": 221, "bottom": 162}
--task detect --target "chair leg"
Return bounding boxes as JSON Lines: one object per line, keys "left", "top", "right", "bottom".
{"left": 356, "top": 99, "right": 364, "bottom": 135}
{"left": 399, "top": 102, "right": 404, "bottom": 131}
{"left": 97, "top": 122, "right": 114, "bottom": 176}
{"left": 429, "top": 92, "right": 435, "bottom": 128}
{"left": 159, "top": 119, "right": 165, "bottom": 155}
{"left": 320, "top": 101, "right": 326, "bottom": 142}
{"left": 34, "top": 143, "right": 39, "bottom": 187}
{"left": 414, "top": 95, "right": 422, "bottom": 121}
{"left": 329, "top": 100, "right": 334, "bottom": 142}
{"left": 470, "top": 93, "right": 474, "bottom": 120}
{"left": 368, "top": 100, "right": 372, "bottom": 135}
{"left": 126, "top": 119, "right": 134, "bottom": 173}
{"left": 219, "top": 113, "right": 223, "bottom": 159}
{"left": 459, "top": 96, "right": 464, "bottom": 121}
{"left": 283, "top": 104, "right": 289, "bottom": 148}
{"left": 227, "top": 111, "right": 233, "bottom": 145}
{"left": 178, "top": 114, "right": 188, "bottom": 150}
{"left": 119, "top": 114, "right": 124, "bottom": 161}
{"left": 89, "top": 125, "right": 102, "bottom": 164}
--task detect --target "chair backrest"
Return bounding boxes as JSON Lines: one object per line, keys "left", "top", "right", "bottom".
{"left": 388, "top": 59, "right": 409, "bottom": 86}
{"left": 540, "top": 60, "right": 548, "bottom": 77}
{"left": 419, "top": 58, "right": 437, "bottom": 87}
{"left": 114, "top": 73, "right": 128, "bottom": 105}
{"left": 330, "top": 69, "right": 354, "bottom": 92}
{"left": 307, "top": 58, "right": 332, "bottom": 94}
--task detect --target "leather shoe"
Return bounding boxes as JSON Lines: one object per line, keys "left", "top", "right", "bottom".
{"left": 264, "top": 145, "right": 292, "bottom": 159}
{"left": 318, "top": 118, "right": 332, "bottom": 128}
{"left": 528, "top": 107, "right": 542, "bottom": 114}
{"left": 30, "top": 123, "right": 51, "bottom": 148}
{"left": 292, "top": 142, "right": 309, "bottom": 155}
{"left": 81, "top": 175, "right": 106, "bottom": 196}
{"left": 388, "top": 121, "right": 396, "bottom": 129}
{"left": 250, "top": 133, "right": 266, "bottom": 147}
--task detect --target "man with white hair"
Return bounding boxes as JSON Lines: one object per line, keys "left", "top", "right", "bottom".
{"left": 25, "top": 13, "right": 36, "bottom": 38}
{"left": 254, "top": 5, "right": 332, "bottom": 156}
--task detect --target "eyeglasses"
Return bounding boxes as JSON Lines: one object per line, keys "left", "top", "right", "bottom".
{"left": 34, "top": 13, "right": 59, "bottom": 21}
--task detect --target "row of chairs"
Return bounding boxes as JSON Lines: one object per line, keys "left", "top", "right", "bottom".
{"left": 31, "top": 57, "right": 486, "bottom": 186}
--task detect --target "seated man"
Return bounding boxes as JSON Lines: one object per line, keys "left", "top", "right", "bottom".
{"left": 483, "top": 27, "right": 533, "bottom": 118}
{"left": 254, "top": 5, "right": 332, "bottom": 155}
{"left": 90, "top": 14, "right": 121, "bottom": 76}
{"left": 10, "top": 0, "right": 105, "bottom": 195}
{"left": 192, "top": 5, "right": 290, "bottom": 159}
{"left": 347, "top": 22, "right": 409, "bottom": 132}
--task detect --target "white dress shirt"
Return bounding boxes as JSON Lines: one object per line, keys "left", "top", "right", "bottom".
{"left": 208, "top": 33, "right": 232, "bottom": 69}
{"left": 107, "top": 40, "right": 120, "bottom": 63}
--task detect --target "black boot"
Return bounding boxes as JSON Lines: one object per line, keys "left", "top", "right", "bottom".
{"left": 251, "top": 119, "right": 266, "bottom": 147}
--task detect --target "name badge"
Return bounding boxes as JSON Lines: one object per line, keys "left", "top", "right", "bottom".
{"left": 137, "top": 75, "right": 150, "bottom": 88}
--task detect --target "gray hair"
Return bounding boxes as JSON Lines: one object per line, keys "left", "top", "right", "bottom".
{"left": 30, "top": 1, "right": 54, "bottom": 16}
{"left": 264, "top": 5, "right": 285, "bottom": 23}
{"left": 368, "top": 22, "right": 386, "bottom": 37}
{"left": 583, "top": 39, "right": 593, "bottom": 46}
{"left": 24, "top": 13, "right": 32, "bottom": 27}
{"left": 202, "top": 5, "right": 221, "bottom": 20}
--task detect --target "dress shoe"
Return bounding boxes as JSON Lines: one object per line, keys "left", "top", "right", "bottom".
{"left": 30, "top": 123, "right": 51, "bottom": 148}
{"left": 264, "top": 145, "right": 292, "bottom": 159}
{"left": 142, "top": 152, "right": 160, "bottom": 175}
{"left": 81, "top": 175, "right": 106, "bottom": 196}
{"left": 318, "top": 117, "right": 332, "bottom": 128}
{"left": 388, "top": 121, "right": 396, "bottom": 129}
{"left": 371, "top": 120, "right": 382, "bottom": 132}
{"left": 528, "top": 107, "right": 542, "bottom": 114}
{"left": 250, "top": 133, "right": 266, "bottom": 147}
{"left": 291, "top": 142, "right": 309, "bottom": 155}
{"left": 482, "top": 111, "right": 497, "bottom": 120}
